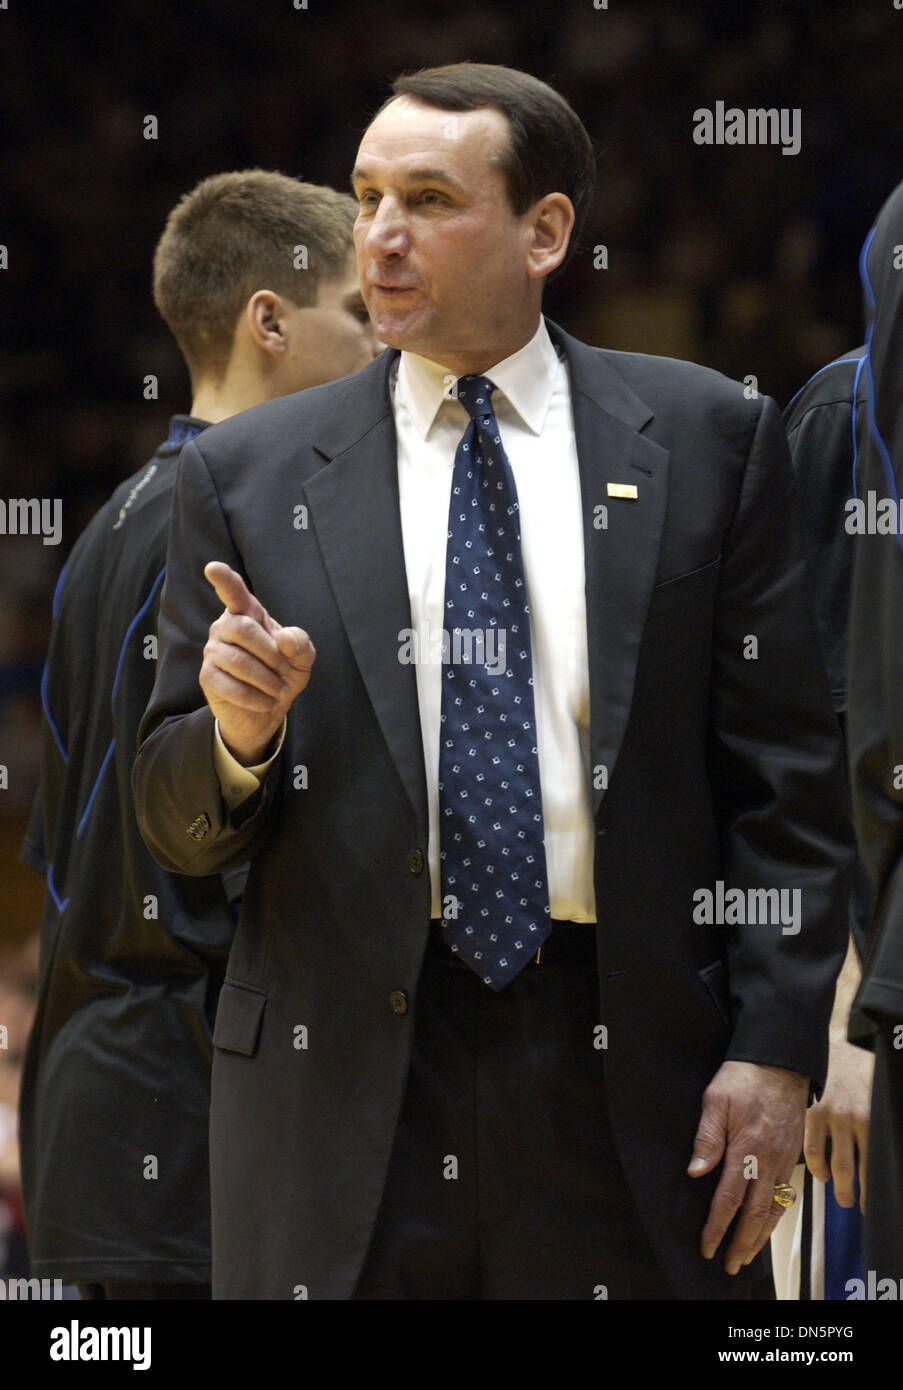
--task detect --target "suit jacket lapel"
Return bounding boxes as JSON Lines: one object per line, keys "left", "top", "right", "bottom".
{"left": 302, "top": 352, "right": 430, "bottom": 839}
{"left": 545, "top": 319, "right": 670, "bottom": 815}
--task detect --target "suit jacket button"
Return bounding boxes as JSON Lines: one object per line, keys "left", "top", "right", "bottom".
{"left": 407, "top": 849, "right": 425, "bottom": 875}
{"left": 389, "top": 990, "right": 409, "bottom": 1015}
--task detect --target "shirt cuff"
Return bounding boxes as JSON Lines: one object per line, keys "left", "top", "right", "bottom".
{"left": 213, "top": 719, "right": 286, "bottom": 811}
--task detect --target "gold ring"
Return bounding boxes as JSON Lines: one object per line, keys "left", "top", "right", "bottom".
{"left": 773, "top": 1183, "right": 797, "bottom": 1209}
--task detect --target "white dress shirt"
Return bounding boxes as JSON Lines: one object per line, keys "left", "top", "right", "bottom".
{"left": 215, "top": 318, "right": 596, "bottom": 922}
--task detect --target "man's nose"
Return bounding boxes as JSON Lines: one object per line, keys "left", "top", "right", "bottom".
{"left": 364, "top": 196, "right": 410, "bottom": 258}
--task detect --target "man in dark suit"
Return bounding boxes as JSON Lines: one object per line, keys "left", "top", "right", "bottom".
{"left": 20, "top": 170, "right": 379, "bottom": 1300}
{"left": 134, "top": 64, "right": 854, "bottom": 1300}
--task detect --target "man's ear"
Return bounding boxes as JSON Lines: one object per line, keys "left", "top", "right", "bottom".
{"left": 525, "top": 193, "right": 575, "bottom": 280}
{"left": 244, "top": 290, "right": 288, "bottom": 357}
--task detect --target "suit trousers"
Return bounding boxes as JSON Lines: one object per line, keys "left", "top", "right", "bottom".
{"left": 353, "top": 931, "right": 676, "bottom": 1300}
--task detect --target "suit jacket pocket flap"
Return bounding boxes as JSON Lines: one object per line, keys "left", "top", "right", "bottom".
{"left": 648, "top": 555, "right": 721, "bottom": 618}
{"left": 213, "top": 981, "right": 267, "bottom": 1056}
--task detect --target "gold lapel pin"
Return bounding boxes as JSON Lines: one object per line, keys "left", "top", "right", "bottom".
{"left": 606, "top": 483, "right": 638, "bottom": 499}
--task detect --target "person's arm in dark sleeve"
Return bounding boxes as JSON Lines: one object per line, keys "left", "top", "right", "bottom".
{"left": 133, "top": 440, "right": 283, "bottom": 876}
{"left": 709, "top": 395, "right": 856, "bottom": 1095}
{"left": 847, "top": 440, "right": 903, "bottom": 1024}
{"left": 784, "top": 393, "right": 858, "bottom": 715}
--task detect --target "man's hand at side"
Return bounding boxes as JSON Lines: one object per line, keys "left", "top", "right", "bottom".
{"left": 201, "top": 561, "right": 315, "bottom": 766}
{"left": 803, "top": 936, "right": 873, "bottom": 1213}
{"left": 804, "top": 1040, "right": 872, "bottom": 1213}
{"left": 688, "top": 1060, "right": 809, "bottom": 1275}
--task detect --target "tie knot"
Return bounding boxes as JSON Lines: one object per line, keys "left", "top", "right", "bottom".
{"left": 455, "top": 375, "right": 497, "bottom": 423}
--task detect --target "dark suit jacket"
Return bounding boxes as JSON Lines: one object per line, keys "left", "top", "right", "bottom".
{"left": 134, "top": 318, "right": 854, "bottom": 1299}
{"left": 20, "top": 419, "right": 237, "bottom": 1284}
{"left": 784, "top": 351, "right": 872, "bottom": 965}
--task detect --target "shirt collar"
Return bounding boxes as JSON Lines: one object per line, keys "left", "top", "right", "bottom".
{"left": 163, "top": 414, "right": 210, "bottom": 451}
{"left": 396, "top": 318, "right": 560, "bottom": 439}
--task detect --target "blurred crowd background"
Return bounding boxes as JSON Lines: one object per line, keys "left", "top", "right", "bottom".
{"left": 3, "top": 0, "right": 903, "bottom": 1279}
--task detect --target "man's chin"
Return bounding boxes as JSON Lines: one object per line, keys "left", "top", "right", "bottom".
{"left": 371, "top": 322, "right": 415, "bottom": 352}
{"left": 368, "top": 306, "right": 430, "bottom": 352}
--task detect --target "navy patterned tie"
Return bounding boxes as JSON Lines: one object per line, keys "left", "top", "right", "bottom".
{"left": 438, "top": 374, "right": 551, "bottom": 989}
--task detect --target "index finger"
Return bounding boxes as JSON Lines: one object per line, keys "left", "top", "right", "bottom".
{"left": 700, "top": 1150, "right": 748, "bottom": 1260}
{"left": 204, "top": 561, "right": 274, "bottom": 630}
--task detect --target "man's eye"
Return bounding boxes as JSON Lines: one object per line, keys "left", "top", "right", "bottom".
{"left": 357, "top": 191, "right": 379, "bottom": 207}
{"left": 420, "top": 190, "right": 444, "bottom": 204}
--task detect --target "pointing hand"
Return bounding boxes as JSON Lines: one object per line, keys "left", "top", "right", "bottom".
{"left": 200, "top": 561, "right": 315, "bottom": 765}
